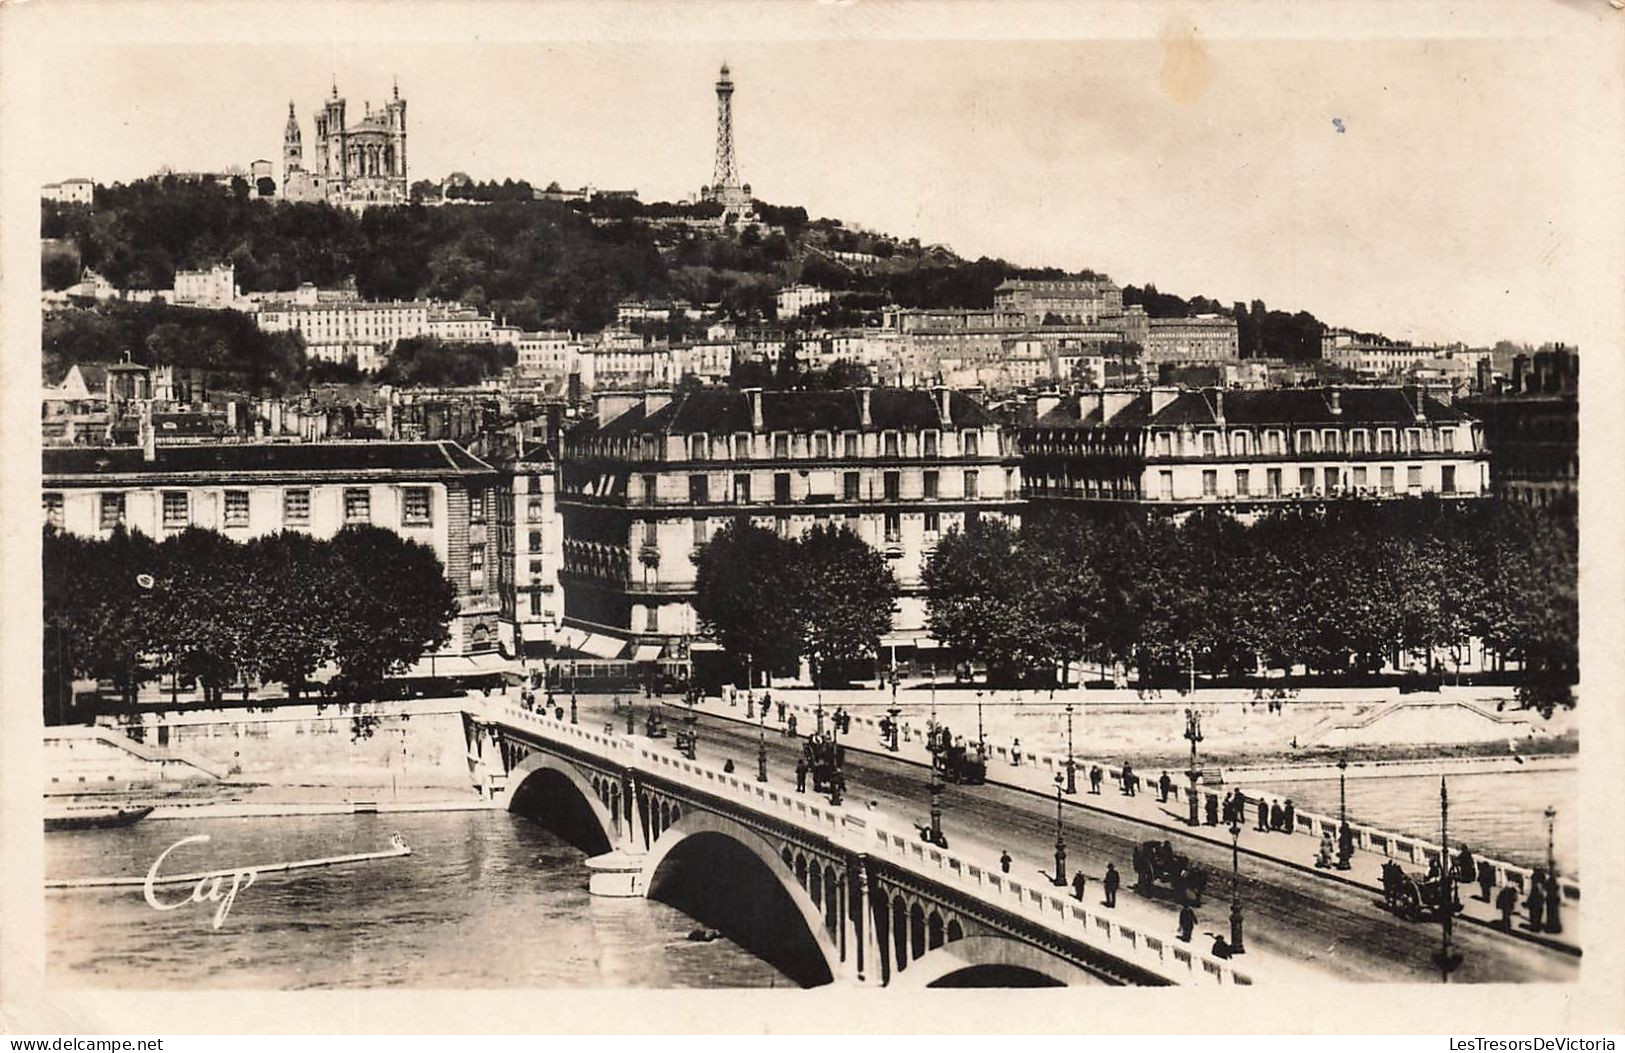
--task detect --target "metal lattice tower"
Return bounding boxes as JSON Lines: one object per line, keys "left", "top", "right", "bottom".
{"left": 711, "top": 63, "right": 740, "bottom": 195}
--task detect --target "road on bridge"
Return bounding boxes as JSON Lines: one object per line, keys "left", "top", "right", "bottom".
{"left": 571, "top": 694, "right": 1576, "bottom": 984}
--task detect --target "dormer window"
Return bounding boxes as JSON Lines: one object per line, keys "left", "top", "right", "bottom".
{"left": 962, "top": 431, "right": 980, "bottom": 457}
{"left": 689, "top": 434, "right": 707, "bottom": 461}
{"left": 883, "top": 431, "right": 900, "bottom": 458}
{"left": 923, "top": 431, "right": 939, "bottom": 457}
{"left": 773, "top": 433, "right": 790, "bottom": 459}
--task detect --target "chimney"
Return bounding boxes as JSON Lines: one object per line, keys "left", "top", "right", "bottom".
{"left": 744, "top": 387, "right": 764, "bottom": 431}
{"left": 1512, "top": 354, "right": 1528, "bottom": 395}
{"left": 1412, "top": 386, "right": 1427, "bottom": 422}
{"left": 1213, "top": 389, "right": 1225, "bottom": 425}
{"left": 141, "top": 401, "right": 156, "bottom": 462}
{"left": 934, "top": 385, "right": 953, "bottom": 428}
{"left": 226, "top": 400, "right": 238, "bottom": 431}
{"left": 270, "top": 400, "right": 284, "bottom": 435}
{"left": 858, "top": 386, "right": 873, "bottom": 429}
{"left": 1329, "top": 390, "right": 1342, "bottom": 416}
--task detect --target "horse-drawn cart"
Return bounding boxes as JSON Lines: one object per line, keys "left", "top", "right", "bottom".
{"left": 1132, "top": 839, "right": 1209, "bottom": 906}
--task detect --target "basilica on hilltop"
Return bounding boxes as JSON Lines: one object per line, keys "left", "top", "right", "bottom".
{"left": 282, "top": 80, "right": 408, "bottom": 210}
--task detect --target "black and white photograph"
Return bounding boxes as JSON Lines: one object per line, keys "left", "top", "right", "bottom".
{"left": 1, "top": 0, "right": 1621, "bottom": 1036}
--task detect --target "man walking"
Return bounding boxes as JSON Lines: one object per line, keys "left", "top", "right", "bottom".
{"left": 1072, "top": 869, "right": 1087, "bottom": 902}
{"left": 1283, "top": 799, "right": 1296, "bottom": 835}
{"left": 1256, "top": 796, "right": 1270, "bottom": 832}
{"left": 1496, "top": 883, "right": 1519, "bottom": 931}
{"left": 1204, "top": 793, "right": 1219, "bottom": 826}
{"left": 795, "top": 757, "right": 808, "bottom": 793}
{"left": 1158, "top": 771, "right": 1172, "bottom": 803}
{"left": 1525, "top": 870, "right": 1546, "bottom": 932}
{"left": 1103, "top": 862, "right": 1120, "bottom": 907}
{"left": 1000, "top": 850, "right": 1013, "bottom": 874}
{"left": 1090, "top": 765, "right": 1103, "bottom": 795}
{"left": 1177, "top": 904, "right": 1197, "bottom": 943}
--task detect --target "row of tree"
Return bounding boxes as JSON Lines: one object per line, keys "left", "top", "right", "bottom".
{"left": 43, "top": 525, "right": 458, "bottom": 722}
{"left": 691, "top": 521, "right": 899, "bottom": 687}
{"left": 922, "top": 499, "right": 1577, "bottom": 706}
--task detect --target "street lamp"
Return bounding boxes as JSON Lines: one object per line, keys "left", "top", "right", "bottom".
{"left": 1183, "top": 707, "right": 1203, "bottom": 826}
{"left": 976, "top": 689, "right": 985, "bottom": 755}
{"left": 745, "top": 653, "right": 755, "bottom": 719}
{"left": 1228, "top": 816, "right": 1245, "bottom": 954}
{"left": 1336, "top": 753, "right": 1353, "bottom": 869}
{"left": 885, "top": 706, "right": 902, "bottom": 752}
{"left": 928, "top": 724, "right": 944, "bottom": 847}
{"left": 757, "top": 700, "right": 769, "bottom": 783}
{"left": 1436, "top": 776, "right": 1462, "bottom": 980}
{"left": 1544, "top": 805, "right": 1561, "bottom": 934}
{"left": 1064, "top": 703, "right": 1077, "bottom": 795}
{"left": 1052, "top": 774, "right": 1068, "bottom": 887}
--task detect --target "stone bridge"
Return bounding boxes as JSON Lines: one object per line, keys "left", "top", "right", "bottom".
{"left": 461, "top": 700, "right": 1255, "bottom": 989}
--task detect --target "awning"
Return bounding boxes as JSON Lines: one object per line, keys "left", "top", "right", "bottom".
{"left": 575, "top": 632, "right": 627, "bottom": 660}
{"left": 632, "top": 643, "right": 665, "bottom": 663}
{"left": 400, "top": 652, "right": 523, "bottom": 679}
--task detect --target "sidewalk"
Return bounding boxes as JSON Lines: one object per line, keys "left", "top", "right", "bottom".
{"left": 674, "top": 692, "right": 1581, "bottom": 959}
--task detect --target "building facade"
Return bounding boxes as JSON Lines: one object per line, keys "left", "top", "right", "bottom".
{"left": 1460, "top": 348, "right": 1579, "bottom": 507}
{"left": 283, "top": 82, "right": 408, "bottom": 209}
{"left": 41, "top": 441, "right": 504, "bottom": 657}
{"left": 995, "top": 279, "right": 1124, "bottom": 325}
{"left": 172, "top": 264, "right": 240, "bottom": 308}
{"left": 42, "top": 179, "right": 95, "bottom": 205}
{"left": 1121, "top": 307, "right": 1240, "bottom": 363}
{"left": 1022, "top": 386, "right": 1489, "bottom": 510}
{"left": 776, "top": 284, "right": 833, "bottom": 319}
{"left": 558, "top": 386, "right": 1022, "bottom": 662}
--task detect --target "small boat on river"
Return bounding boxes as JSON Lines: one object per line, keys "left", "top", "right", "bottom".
{"left": 44, "top": 805, "right": 154, "bottom": 832}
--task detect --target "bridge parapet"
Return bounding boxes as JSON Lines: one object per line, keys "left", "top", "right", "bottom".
{"left": 471, "top": 699, "right": 1256, "bottom": 986}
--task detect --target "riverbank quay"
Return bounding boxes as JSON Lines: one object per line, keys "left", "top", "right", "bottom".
{"left": 669, "top": 690, "right": 1581, "bottom": 960}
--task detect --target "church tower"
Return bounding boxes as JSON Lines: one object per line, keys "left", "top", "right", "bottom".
{"left": 385, "top": 77, "right": 407, "bottom": 185}
{"left": 282, "top": 102, "right": 303, "bottom": 175}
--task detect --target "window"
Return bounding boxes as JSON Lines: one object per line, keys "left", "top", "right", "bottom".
{"left": 1351, "top": 430, "right": 1368, "bottom": 453}
{"left": 1353, "top": 467, "right": 1368, "bottom": 489}
{"left": 529, "top": 590, "right": 544, "bottom": 618}
{"left": 99, "top": 492, "right": 125, "bottom": 530}
{"left": 641, "top": 474, "right": 657, "bottom": 507}
{"left": 163, "top": 491, "right": 189, "bottom": 528}
{"left": 530, "top": 560, "right": 544, "bottom": 575}
{"left": 1321, "top": 429, "right": 1339, "bottom": 453}
{"left": 469, "top": 489, "right": 487, "bottom": 523}
{"left": 733, "top": 474, "right": 751, "bottom": 503}
{"left": 843, "top": 471, "right": 861, "bottom": 501}
{"left": 964, "top": 470, "right": 979, "bottom": 500}
{"left": 1265, "top": 430, "right": 1284, "bottom": 455}
{"left": 1157, "top": 432, "right": 1172, "bottom": 457}
{"left": 1442, "top": 429, "right": 1456, "bottom": 452}
{"left": 923, "top": 470, "right": 939, "bottom": 500}
{"left": 1160, "top": 471, "right": 1174, "bottom": 499}
{"left": 923, "top": 431, "right": 938, "bottom": 457}
{"left": 963, "top": 431, "right": 980, "bottom": 457}
{"left": 1378, "top": 429, "right": 1395, "bottom": 453}
{"left": 1324, "top": 467, "right": 1339, "bottom": 493}
{"left": 843, "top": 433, "right": 859, "bottom": 458}
{"left": 1406, "top": 429, "right": 1423, "bottom": 453}
{"left": 1442, "top": 465, "right": 1457, "bottom": 493}
{"left": 775, "top": 473, "right": 792, "bottom": 503}
{"left": 1201, "top": 470, "right": 1217, "bottom": 497}
{"left": 469, "top": 543, "right": 486, "bottom": 592}
{"left": 529, "top": 530, "right": 544, "bottom": 553}
{"left": 43, "top": 492, "right": 63, "bottom": 528}
{"left": 925, "top": 511, "right": 940, "bottom": 535}
{"left": 884, "top": 511, "right": 901, "bottom": 543}
{"left": 883, "top": 471, "right": 901, "bottom": 501}
{"left": 712, "top": 435, "right": 729, "bottom": 460}
{"left": 1298, "top": 468, "right": 1315, "bottom": 493}
{"left": 527, "top": 497, "right": 546, "bottom": 519}
{"left": 223, "top": 490, "right": 250, "bottom": 528}
{"left": 284, "top": 488, "right": 310, "bottom": 526}
{"left": 1235, "top": 469, "right": 1250, "bottom": 497}
{"left": 344, "top": 488, "right": 370, "bottom": 524}
{"left": 1407, "top": 465, "right": 1423, "bottom": 491}
{"left": 689, "top": 474, "right": 709, "bottom": 505}
{"left": 693, "top": 516, "right": 708, "bottom": 545}
{"left": 646, "top": 606, "right": 659, "bottom": 632}
{"left": 1202, "top": 432, "right": 1216, "bottom": 457}
{"left": 689, "top": 434, "right": 706, "bottom": 460}
{"left": 1380, "top": 467, "right": 1396, "bottom": 494}
{"left": 402, "top": 487, "right": 432, "bottom": 526}
{"left": 735, "top": 432, "right": 753, "bottom": 459}
{"left": 773, "top": 433, "right": 790, "bottom": 459}
{"left": 815, "top": 433, "right": 830, "bottom": 458}
{"left": 883, "top": 432, "right": 900, "bottom": 458}
{"left": 1232, "top": 432, "right": 1250, "bottom": 456}
{"left": 1266, "top": 468, "right": 1282, "bottom": 497}
{"left": 1297, "top": 430, "right": 1316, "bottom": 453}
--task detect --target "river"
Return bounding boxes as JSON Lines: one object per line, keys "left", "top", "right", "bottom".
{"left": 46, "top": 810, "right": 789, "bottom": 988}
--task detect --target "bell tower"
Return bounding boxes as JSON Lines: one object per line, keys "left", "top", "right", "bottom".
{"left": 282, "top": 101, "right": 303, "bottom": 174}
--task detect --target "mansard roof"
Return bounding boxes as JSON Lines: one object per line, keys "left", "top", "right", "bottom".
{"left": 43, "top": 440, "right": 497, "bottom": 484}
{"left": 597, "top": 387, "right": 996, "bottom": 438}
{"left": 1031, "top": 387, "right": 1473, "bottom": 430}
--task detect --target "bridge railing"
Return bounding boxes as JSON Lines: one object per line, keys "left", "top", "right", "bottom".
{"left": 761, "top": 697, "right": 1580, "bottom": 906}
{"left": 479, "top": 699, "right": 1252, "bottom": 986}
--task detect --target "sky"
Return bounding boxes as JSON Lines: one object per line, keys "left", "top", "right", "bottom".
{"left": 6, "top": 0, "right": 1623, "bottom": 349}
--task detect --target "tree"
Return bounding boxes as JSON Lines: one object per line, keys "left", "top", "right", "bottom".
{"left": 692, "top": 518, "right": 803, "bottom": 681}
{"left": 793, "top": 525, "right": 898, "bottom": 686}
{"left": 235, "top": 532, "right": 338, "bottom": 702}
{"left": 923, "top": 519, "right": 1052, "bottom": 684}
{"left": 150, "top": 528, "right": 249, "bottom": 704}
{"left": 43, "top": 524, "right": 161, "bottom": 711}
{"left": 324, "top": 526, "right": 458, "bottom": 700}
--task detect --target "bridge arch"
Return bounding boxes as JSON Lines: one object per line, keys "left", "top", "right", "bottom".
{"left": 888, "top": 934, "right": 1103, "bottom": 989}
{"left": 504, "top": 751, "right": 618, "bottom": 856}
{"left": 641, "top": 811, "right": 844, "bottom": 988}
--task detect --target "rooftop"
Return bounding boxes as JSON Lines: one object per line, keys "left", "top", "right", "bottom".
{"left": 1031, "top": 387, "right": 1473, "bottom": 430}
{"left": 43, "top": 440, "right": 497, "bottom": 482}
{"left": 592, "top": 387, "right": 996, "bottom": 438}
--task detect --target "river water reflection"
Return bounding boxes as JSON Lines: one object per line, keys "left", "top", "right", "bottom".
{"left": 46, "top": 810, "right": 788, "bottom": 989}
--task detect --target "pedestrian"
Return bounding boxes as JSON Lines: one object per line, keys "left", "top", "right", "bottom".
{"left": 1316, "top": 830, "right": 1335, "bottom": 868}
{"left": 787, "top": 713, "right": 798, "bottom": 737}
{"left": 1204, "top": 793, "right": 1219, "bottom": 826}
{"left": 1090, "top": 765, "right": 1103, "bottom": 794}
{"left": 1159, "top": 771, "right": 1172, "bottom": 803}
{"left": 1283, "top": 799, "right": 1296, "bottom": 835}
{"left": 1525, "top": 871, "right": 1546, "bottom": 932}
{"left": 1495, "top": 884, "right": 1519, "bottom": 931}
{"left": 1103, "top": 863, "right": 1120, "bottom": 907}
{"left": 1177, "top": 904, "right": 1197, "bottom": 943}
{"left": 1477, "top": 860, "right": 1496, "bottom": 903}
{"left": 795, "top": 758, "right": 808, "bottom": 792}
{"left": 775, "top": 698, "right": 785, "bottom": 722}
{"left": 1012, "top": 738, "right": 1022, "bottom": 766}
{"left": 1122, "top": 763, "right": 1135, "bottom": 796}
{"left": 1000, "top": 850, "right": 1013, "bottom": 874}
{"left": 723, "top": 758, "right": 735, "bottom": 774}
{"left": 1256, "top": 796, "right": 1269, "bottom": 832}
{"left": 1270, "top": 799, "right": 1284, "bottom": 833}
{"left": 1072, "top": 869, "right": 1087, "bottom": 902}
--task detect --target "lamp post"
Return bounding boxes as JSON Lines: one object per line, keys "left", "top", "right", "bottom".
{"left": 745, "top": 653, "right": 755, "bottom": 719}
{"left": 1052, "top": 774, "right": 1068, "bottom": 887}
{"left": 928, "top": 722, "right": 944, "bottom": 847}
{"left": 757, "top": 699, "right": 768, "bottom": 783}
{"left": 1336, "top": 753, "right": 1353, "bottom": 869}
{"left": 1064, "top": 703, "right": 1077, "bottom": 795}
{"left": 1544, "top": 805, "right": 1561, "bottom": 934}
{"left": 1436, "top": 776, "right": 1462, "bottom": 980}
{"left": 886, "top": 706, "right": 901, "bottom": 752}
{"left": 1183, "top": 707, "right": 1203, "bottom": 826}
{"left": 976, "top": 690, "right": 985, "bottom": 755}
{"left": 1228, "top": 816, "right": 1245, "bottom": 954}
